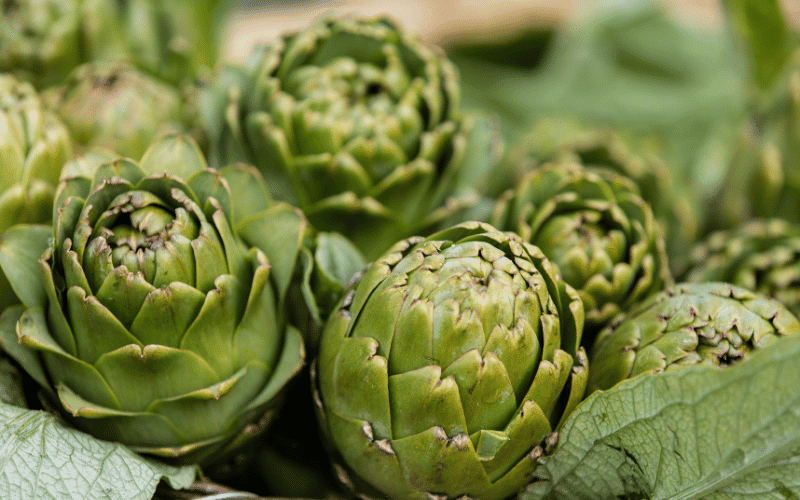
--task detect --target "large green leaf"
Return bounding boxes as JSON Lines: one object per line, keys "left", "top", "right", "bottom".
{"left": 522, "top": 334, "right": 800, "bottom": 499}
{"left": 0, "top": 403, "right": 196, "bottom": 499}
{"left": 720, "top": 0, "right": 794, "bottom": 92}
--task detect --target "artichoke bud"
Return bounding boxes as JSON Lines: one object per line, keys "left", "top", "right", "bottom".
{"left": 0, "top": 135, "right": 306, "bottom": 465}
{"left": 507, "top": 114, "right": 693, "bottom": 267}
{"left": 315, "top": 222, "right": 587, "bottom": 500}
{"left": 492, "top": 161, "right": 671, "bottom": 342}
{"left": 206, "top": 16, "right": 497, "bottom": 259}
{"left": 0, "top": 0, "right": 125, "bottom": 88}
{"left": 44, "top": 62, "right": 189, "bottom": 160}
{"left": 588, "top": 282, "right": 800, "bottom": 393}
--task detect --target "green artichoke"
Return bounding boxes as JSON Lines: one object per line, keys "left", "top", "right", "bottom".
{"left": 684, "top": 218, "right": 800, "bottom": 317}
{"left": 491, "top": 160, "right": 671, "bottom": 340}
{"left": 315, "top": 221, "right": 587, "bottom": 500}
{"left": 44, "top": 61, "right": 188, "bottom": 159}
{"left": 0, "top": 135, "right": 307, "bottom": 464}
{"left": 0, "top": 0, "right": 126, "bottom": 88}
{"left": 0, "top": 73, "right": 72, "bottom": 311}
{"left": 588, "top": 282, "right": 800, "bottom": 392}
{"left": 508, "top": 114, "right": 697, "bottom": 271}
{"left": 204, "top": 16, "right": 498, "bottom": 260}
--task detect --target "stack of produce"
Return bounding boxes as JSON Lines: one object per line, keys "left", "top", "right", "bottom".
{"left": 0, "top": 1, "right": 799, "bottom": 499}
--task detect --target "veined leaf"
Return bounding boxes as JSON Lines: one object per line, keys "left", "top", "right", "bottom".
{"left": 522, "top": 334, "right": 800, "bottom": 499}
{"left": 0, "top": 404, "right": 196, "bottom": 500}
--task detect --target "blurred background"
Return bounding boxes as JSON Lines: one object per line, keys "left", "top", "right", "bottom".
{"left": 221, "top": 0, "right": 799, "bottom": 60}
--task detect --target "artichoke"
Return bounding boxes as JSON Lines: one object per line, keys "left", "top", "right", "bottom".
{"left": 684, "top": 218, "right": 800, "bottom": 317}
{"left": 0, "top": 73, "right": 72, "bottom": 311}
{"left": 44, "top": 61, "right": 188, "bottom": 159}
{"left": 0, "top": 135, "right": 307, "bottom": 464}
{"left": 508, "top": 114, "right": 697, "bottom": 271}
{"left": 205, "top": 16, "right": 498, "bottom": 260}
{"left": 0, "top": 0, "right": 126, "bottom": 88}
{"left": 588, "top": 282, "right": 800, "bottom": 392}
{"left": 315, "top": 221, "right": 587, "bottom": 500}
{"left": 491, "top": 161, "right": 671, "bottom": 340}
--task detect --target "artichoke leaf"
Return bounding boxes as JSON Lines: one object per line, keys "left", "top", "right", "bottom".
{"left": 0, "top": 402, "right": 196, "bottom": 499}
{"left": 523, "top": 335, "right": 800, "bottom": 500}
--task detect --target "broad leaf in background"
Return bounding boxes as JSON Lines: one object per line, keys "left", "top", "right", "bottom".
{"left": 521, "top": 334, "right": 800, "bottom": 499}
{"left": 0, "top": 403, "right": 196, "bottom": 500}
{"left": 720, "top": 0, "right": 794, "bottom": 94}
{"left": 450, "top": 0, "right": 747, "bottom": 232}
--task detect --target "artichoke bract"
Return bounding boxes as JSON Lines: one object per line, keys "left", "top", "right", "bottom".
{"left": 43, "top": 62, "right": 188, "bottom": 160}
{"left": 0, "top": 135, "right": 307, "bottom": 464}
{"left": 684, "top": 219, "right": 800, "bottom": 317}
{"left": 0, "top": 73, "right": 72, "bottom": 311}
{"left": 491, "top": 161, "right": 671, "bottom": 340}
{"left": 0, "top": 0, "right": 125, "bottom": 88}
{"left": 206, "top": 16, "right": 496, "bottom": 260}
{"left": 315, "top": 222, "right": 588, "bottom": 500}
{"left": 588, "top": 282, "right": 800, "bottom": 392}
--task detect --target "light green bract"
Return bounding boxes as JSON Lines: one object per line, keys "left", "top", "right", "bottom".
{"left": 491, "top": 161, "right": 671, "bottom": 340}
{"left": 589, "top": 282, "right": 800, "bottom": 393}
{"left": 315, "top": 222, "right": 587, "bottom": 500}
{"left": 205, "top": 16, "right": 497, "bottom": 260}
{"left": 0, "top": 135, "right": 306, "bottom": 465}
{"left": 0, "top": 73, "right": 72, "bottom": 311}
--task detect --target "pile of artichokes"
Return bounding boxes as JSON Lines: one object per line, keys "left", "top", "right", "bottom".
{"left": 1, "top": 1, "right": 800, "bottom": 499}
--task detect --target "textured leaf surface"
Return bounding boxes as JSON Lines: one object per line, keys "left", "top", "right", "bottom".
{"left": 522, "top": 335, "right": 800, "bottom": 500}
{"left": 0, "top": 403, "right": 195, "bottom": 500}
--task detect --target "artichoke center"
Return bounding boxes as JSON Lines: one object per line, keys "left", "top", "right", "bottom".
{"left": 535, "top": 212, "right": 626, "bottom": 286}
{"left": 85, "top": 197, "right": 201, "bottom": 291}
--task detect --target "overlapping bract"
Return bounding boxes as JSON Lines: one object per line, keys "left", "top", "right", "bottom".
{"left": 492, "top": 161, "right": 670, "bottom": 340}
{"left": 204, "top": 16, "right": 497, "bottom": 259}
{"left": 684, "top": 219, "right": 800, "bottom": 317}
{"left": 315, "top": 222, "right": 587, "bottom": 500}
{"left": 0, "top": 135, "right": 307, "bottom": 464}
{"left": 589, "top": 282, "right": 800, "bottom": 392}
{"left": 43, "top": 61, "right": 188, "bottom": 159}
{"left": 0, "top": 73, "right": 72, "bottom": 311}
